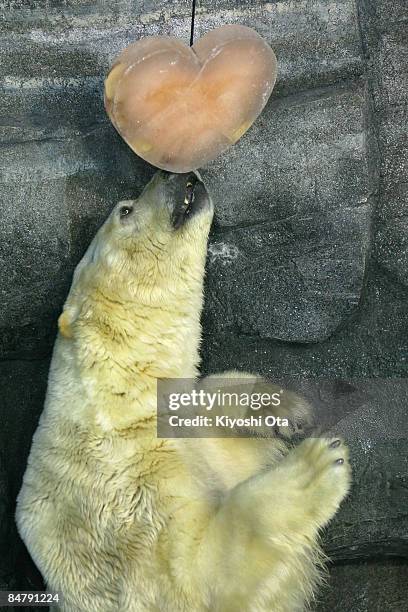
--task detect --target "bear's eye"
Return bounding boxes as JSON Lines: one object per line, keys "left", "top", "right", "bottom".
{"left": 119, "top": 205, "right": 133, "bottom": 218}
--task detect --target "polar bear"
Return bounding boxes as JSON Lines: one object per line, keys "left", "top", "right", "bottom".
{"left": 16, "top": 170, "right": 351, "bottom": 612}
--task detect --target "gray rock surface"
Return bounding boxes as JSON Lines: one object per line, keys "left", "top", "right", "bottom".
{"left": 203, "top": 84, "right": 372, "bottom": 342}
{"left": 325, "top": 439, "right": 408, "bottom": 561}
{"left": 314, "top": 559, "right": 408, "bottom": 612}
{"left": 0, "top": 0, "right": 407, "bottom": 610}
{"left": 0, "top": 360, "right": 49, "bottom": 599}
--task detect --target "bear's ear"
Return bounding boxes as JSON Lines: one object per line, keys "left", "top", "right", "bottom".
{"left": 57, "top": 236, "right": 99, "bottom": 340}
{"left": 58, "top": 310, "right": 75, "bottom": 339}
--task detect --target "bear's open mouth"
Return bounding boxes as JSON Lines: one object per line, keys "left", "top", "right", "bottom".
{"left": 171, "top": 174, "right": 200, "bottom": 229}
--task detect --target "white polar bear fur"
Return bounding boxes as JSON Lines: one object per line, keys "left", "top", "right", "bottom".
{"left": 16, "top": 171, "right": 351, "bottom": 611}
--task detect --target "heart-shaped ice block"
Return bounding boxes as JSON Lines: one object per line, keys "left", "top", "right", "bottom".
{"left": 104, "top": 25, "right": 277, "bottom": 172}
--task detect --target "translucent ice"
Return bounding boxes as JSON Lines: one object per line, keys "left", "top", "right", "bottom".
{"left": 104, "top": 25, "right": 278, "bottom": 173}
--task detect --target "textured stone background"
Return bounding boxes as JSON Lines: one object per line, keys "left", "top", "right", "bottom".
{"left": 0, "top": 0, "right": 407, "bottom": 610}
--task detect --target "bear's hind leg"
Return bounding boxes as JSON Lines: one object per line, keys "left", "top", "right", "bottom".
{"left": 280, "top": 437, "right": 351, "bottom": 528}
{"left": 200, "top": 437, "right": 351, "bottom": 611}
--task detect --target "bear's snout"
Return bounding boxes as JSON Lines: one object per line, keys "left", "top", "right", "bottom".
{"left": 157, "top": 170, "right": 212, "bottom": 230}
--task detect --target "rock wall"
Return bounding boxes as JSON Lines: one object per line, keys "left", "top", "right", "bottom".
{"left": 0, "top": 0, "right": 407, "bottom": 609}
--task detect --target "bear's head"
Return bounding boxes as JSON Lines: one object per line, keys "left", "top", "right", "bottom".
{"left": 95, "top": 170, "right": 213, "bottom": 280}
{"left": 58, "top": 170, "right": 213, "bottom": 341}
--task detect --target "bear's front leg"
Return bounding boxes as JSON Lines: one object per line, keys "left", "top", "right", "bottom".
{"left": 200, "top": 438, "right": 351, "bottom": 612}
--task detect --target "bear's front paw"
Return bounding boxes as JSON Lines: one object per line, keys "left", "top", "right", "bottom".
{"left": 289, "top": 437, "right": 351, "bottom": 527}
